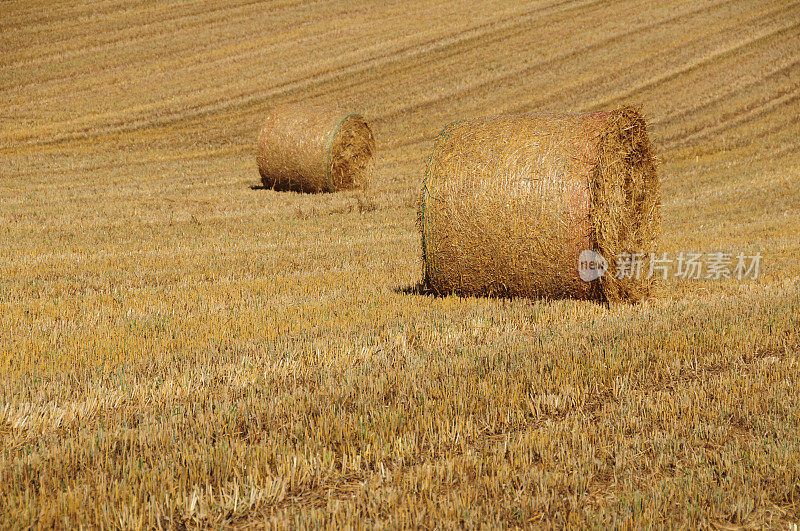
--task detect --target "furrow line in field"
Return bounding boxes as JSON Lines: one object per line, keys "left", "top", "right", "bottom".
{"left": 0, "top": 0, "right": 271, "bottom": 66}
{"left": 0, "top": 0, "right": 136, "bottom": 28}
{"left": 653, "top": 58, "right": 800, "bottom": 128}
{"left": 666, "top": 112, "right": 800, "bottom": 164}
{"left": 2, "top": 146, "right": 249, "bottom": 180}
{"left": 0, "top": 0, "right": 596, "bottom": 148}
{"left": 664, "top": 87, "right": 800, "bottom": 148}
{"left": 0, "top": 0, "right": 526, "bottom": 75}
{"left": 1, "top": 0, "right": 535, "bottom": 99}
{"left": 581, "top": 19, "right": 800, "bottom": 112}
{"left": 376, "top": 0, "right": 791, "bottom": 132}
{"left": 366, "top": 0, "right": 794, "bottom": 152}
{"left": 6, "top": 4, "right": 548, "bottom": 138}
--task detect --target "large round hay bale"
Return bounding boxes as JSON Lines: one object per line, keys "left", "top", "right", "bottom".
{"left": 256, "top": 104, "right": 375, "bottom": 193}
{"left": 418, "top": 106, "right": 660, "bottom": 302}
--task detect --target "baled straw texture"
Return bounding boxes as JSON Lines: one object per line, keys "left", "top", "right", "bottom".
{"left": 418, "top": 106, "right": 660, "bottom": 303}
{"left": 256, "top": 104, "right": 375, "bottom": 193}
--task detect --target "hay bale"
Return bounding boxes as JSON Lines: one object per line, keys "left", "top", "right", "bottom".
{"left": 418, "top": 106, "right": 660, "bottom": 302}
{"left": 256, "top": 104, "right": 375, "bottom": 193}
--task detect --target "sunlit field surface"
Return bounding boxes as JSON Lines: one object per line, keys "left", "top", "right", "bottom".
{"left": 1, "top": 0, "right": 799, "bottom": 526}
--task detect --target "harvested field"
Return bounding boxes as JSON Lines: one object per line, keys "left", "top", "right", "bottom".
{"left": 1, "top": 0, "right": 799, "bottom": 527}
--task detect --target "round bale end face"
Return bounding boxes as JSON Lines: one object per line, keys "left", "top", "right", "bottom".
{"left": 328, "top": 114, "right": 375, "bottom": 191}
{"left": 591, "top": 107, "right": 661, "bottom": 302}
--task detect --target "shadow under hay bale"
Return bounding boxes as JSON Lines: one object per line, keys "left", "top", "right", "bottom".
{"left": 256, "top": 104, "right": 375, "bottom": 193}
{"left": 418, "top": 106, "right": 660, "bottom": 303}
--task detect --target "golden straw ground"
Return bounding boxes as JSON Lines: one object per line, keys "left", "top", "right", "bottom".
{"left": 3, "top": 0, "right": 799, "bottom": 526}
{"left": 419, "top": 107, "right": 660, "bottom": 302}
{"left": 256, "top": 104, "right": 375, "bottom": 193}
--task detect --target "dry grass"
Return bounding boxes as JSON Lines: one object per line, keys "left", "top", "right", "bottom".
{"left": 1, "top": 0, "right": 800, "bottom": 527}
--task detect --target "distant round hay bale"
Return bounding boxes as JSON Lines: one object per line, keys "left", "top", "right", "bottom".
{"left": 418, "top": 106, "right": 660, "bottom": 302}
{"left": 256, "top": 104, "right": 375, "bottom": 193}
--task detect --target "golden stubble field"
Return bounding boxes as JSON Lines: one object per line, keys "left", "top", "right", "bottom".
{"left": 1, "top": 0, "right": 799, "bottom": 527}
